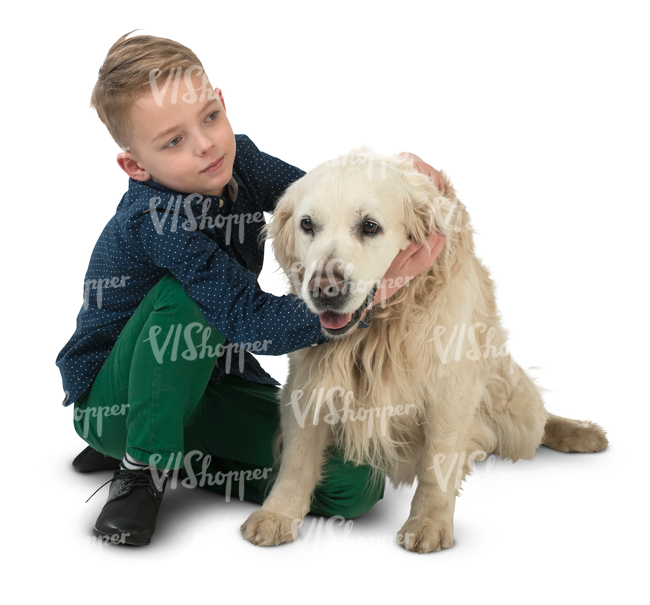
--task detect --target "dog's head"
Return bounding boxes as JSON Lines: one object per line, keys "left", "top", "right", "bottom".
{"left": 263, "top": 148, "right": 458, "bottom": 338}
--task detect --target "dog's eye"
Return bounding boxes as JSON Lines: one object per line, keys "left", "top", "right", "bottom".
{"left": 301, "top": 218, "right": 313, "bottom": 231}
{"left": 363, "top": 221, "right": 379, "bottom": 234}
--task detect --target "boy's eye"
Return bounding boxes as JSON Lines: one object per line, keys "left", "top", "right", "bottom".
{"left": 206, "top": 111, "right": 218, "bottom": 122}
{"left": 165, "top": 137, "right": 182, "bottom": 148}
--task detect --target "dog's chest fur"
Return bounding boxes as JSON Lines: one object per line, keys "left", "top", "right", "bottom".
{"left": 285, "top": 324, "right": 438, "bottom": 485}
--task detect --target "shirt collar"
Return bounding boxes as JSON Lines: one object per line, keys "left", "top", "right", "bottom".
{"left": 226, "top": 175, "right": 239, "bottom": 202}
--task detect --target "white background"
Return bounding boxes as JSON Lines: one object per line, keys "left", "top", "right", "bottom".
{"left": 2, "top": 0, "right": 648, "bottom": 602}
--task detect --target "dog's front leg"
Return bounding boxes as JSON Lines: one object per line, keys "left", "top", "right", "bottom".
{"left": 241, "top": 381, "right": 330, "bottom": 546}
{"left": 397, "top": 436, "right": 462, "bottom": 553}
{"left": 397, "top": 379, "right": 483, "bottom": 554}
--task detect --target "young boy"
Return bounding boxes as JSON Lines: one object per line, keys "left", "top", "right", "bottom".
{"left": 57, "top": 32, "right": 446, "bottom": 546}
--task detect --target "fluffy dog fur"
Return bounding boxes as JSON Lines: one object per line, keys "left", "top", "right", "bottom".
{"left": 240, "top": 149, "right": 608, "bottom": 553}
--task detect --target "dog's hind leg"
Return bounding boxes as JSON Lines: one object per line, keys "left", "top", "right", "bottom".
{"left": 480, "top": 357, "right": 550, "bottom": 462}
{"left": 482, "top": 356, "right": 608, "bottom": 459}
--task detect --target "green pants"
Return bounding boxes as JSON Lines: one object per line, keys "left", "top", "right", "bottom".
{"left": 73, "top": 273, "right": 384, "bottom": 519}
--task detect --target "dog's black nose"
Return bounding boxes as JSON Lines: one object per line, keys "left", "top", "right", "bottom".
{"left": 308, "top": 272, "right": 347, "bottom": 300}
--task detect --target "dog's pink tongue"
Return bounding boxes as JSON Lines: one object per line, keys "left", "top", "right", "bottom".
{"left": 319, "top": 311, "right": 351, "bottom": 330}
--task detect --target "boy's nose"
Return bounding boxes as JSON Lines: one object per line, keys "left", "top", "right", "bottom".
{"left": 196, "top": 134, "right": 215, "bottom": 154}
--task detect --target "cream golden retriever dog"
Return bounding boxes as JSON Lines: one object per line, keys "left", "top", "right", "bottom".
{"left": 240, "top": 149, "right": 608, "bottom": 553}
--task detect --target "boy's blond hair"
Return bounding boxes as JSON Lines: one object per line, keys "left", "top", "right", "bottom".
{"left": 91, "top": 31, "right": 204, "bottom": 153}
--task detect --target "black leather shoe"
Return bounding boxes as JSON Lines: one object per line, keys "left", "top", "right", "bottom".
{"left": 73, "top": 446, "right": 120, "bottom": 473}
{"left": 93, "top": 467, "right": 168, "bottom": 546}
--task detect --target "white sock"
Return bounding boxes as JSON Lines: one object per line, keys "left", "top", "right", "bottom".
{"left": 120, "top": 452, "right": 149, "bottom": 471}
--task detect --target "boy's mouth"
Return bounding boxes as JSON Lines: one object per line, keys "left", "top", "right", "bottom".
{"left": 201, "top": 156, "right": 224, "bottom": 173}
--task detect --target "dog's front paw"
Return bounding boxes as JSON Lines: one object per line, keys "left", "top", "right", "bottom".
{"left": 397, "top": 516, "right": 454, "bottom": 553}
{"left": 241, "top": 509, "right": 301, "bottom": 546}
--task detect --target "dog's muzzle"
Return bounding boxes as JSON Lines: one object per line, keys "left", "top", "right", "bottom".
{"left": 316, "top": 285, "right": 377, "bottom": 336}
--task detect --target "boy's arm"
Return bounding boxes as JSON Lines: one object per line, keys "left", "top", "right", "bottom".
{"left": 128, "top": 208, "right": 331, "bottom": 355}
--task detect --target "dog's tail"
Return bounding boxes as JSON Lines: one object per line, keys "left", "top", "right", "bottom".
{"left": 541, "top": 413, "right": 609, "bottom": 453}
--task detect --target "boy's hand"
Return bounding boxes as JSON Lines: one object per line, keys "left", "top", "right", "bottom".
{"left": 398, "top": 152, "right": 445, "bottom": 194}
{"left": 369, "top": 228, "right": 446, "bottom": 309}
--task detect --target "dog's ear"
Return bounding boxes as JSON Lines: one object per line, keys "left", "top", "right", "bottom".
{"left": 260, "top": 178, "right": 301, "bottom": 275}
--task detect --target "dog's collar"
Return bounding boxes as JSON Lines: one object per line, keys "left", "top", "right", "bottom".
{"left": 358, "top": 286, "right": 377, "bottom": 329}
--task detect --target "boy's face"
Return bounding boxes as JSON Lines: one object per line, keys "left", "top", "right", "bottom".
{"left": 118, "top": 72, "right": 236, "bottom": 197}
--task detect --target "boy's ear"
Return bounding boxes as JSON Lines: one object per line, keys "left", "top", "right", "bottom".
{"left": 214, "top": 87, "right": 226, "bottom": 112}
{"left": 261, "top": 179, "right": 301, "bottom": 280}
{"left": 117, "top": 151, "right": 152, "bottom": 182}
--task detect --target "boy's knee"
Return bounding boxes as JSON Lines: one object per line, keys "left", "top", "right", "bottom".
{"left": 156, "top": 274, "right": 195, "bottom": 309}
{"left": 72, "top": 402, "right": 125, "bottom": 461}
{"left": 73, "top": 417, "right": 116, "bottom": 460}
{"left": 150, "top": 274, "right": 207, "bottom": 320}
{"left": 149, "top": 276, "right": 228, "bottom": 351}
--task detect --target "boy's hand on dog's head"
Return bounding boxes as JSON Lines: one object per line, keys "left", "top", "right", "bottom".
{"left": 370, "top": 229, "right": 446, "bottom": 309}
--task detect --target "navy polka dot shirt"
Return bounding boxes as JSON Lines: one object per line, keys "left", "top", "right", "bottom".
{"left": 56, "top": 135, "right": 336, "bottom": 407}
